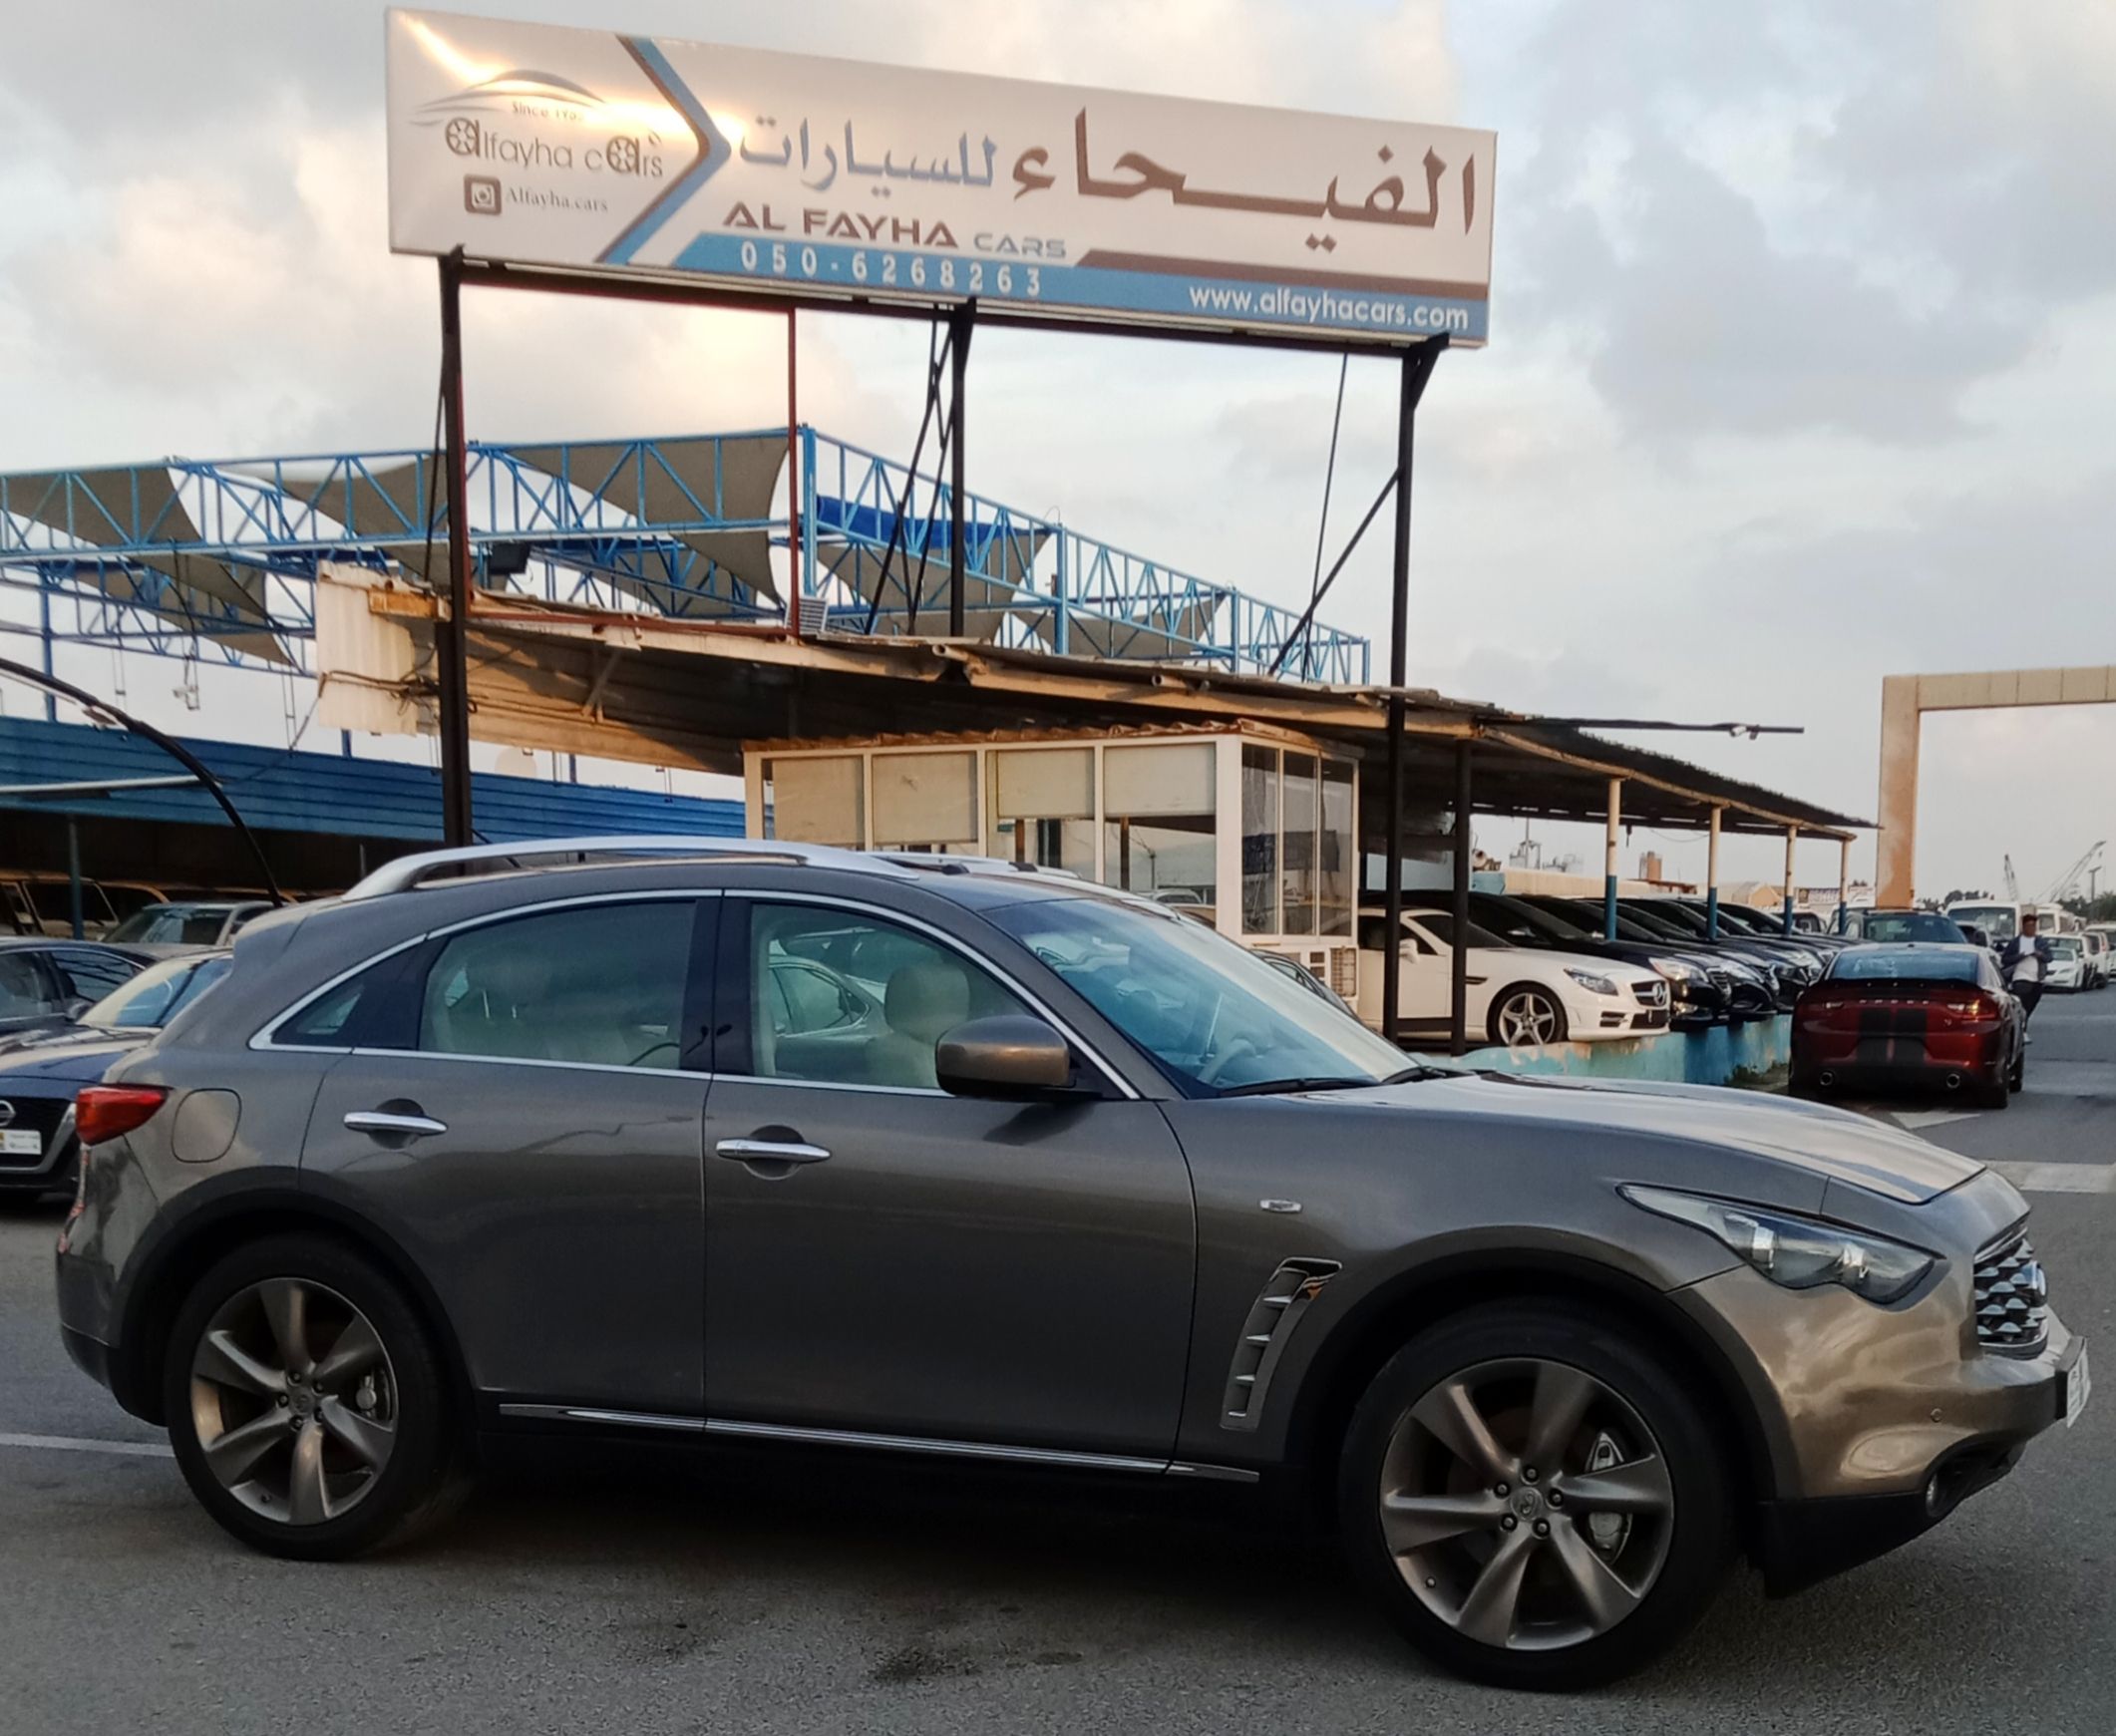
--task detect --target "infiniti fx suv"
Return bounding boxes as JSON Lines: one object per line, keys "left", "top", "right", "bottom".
{"left": 56, "top": 839, "right": 2088, "bottom": 1689}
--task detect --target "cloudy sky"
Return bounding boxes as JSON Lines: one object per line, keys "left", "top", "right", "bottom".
{"left": 1, "top": 0, "right": 2110, "bottom": 901}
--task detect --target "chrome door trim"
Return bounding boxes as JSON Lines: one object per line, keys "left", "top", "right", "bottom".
{"left": 492, "top": 1406, "right": 1258, "bottom": 1483}
{"left": 702, "top": 1418, "right": 1169, "bottom": 1473}
{"left": 727, "top": 888, "right": 1140, "bottom": 1101}
{"left": 498, "top": 1403, "right": 706, "bottom": 1433}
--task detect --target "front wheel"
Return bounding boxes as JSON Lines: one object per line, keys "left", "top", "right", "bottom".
{"left": 163, "top": 1233, "right": 466, "bottom": 1560}
{"left": 1338, "top": 1303, "right": 1734, "bottom": 1690}
{"left": 1488, "top": 985, "right": 1569, "bottom": 1048}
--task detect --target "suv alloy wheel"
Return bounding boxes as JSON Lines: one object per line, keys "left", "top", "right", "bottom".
{"left": 164, "top": 1234, "right": 466, "bottom": 1559}
{"left": 1338, "top": 1303, "right": 1733, "bottom": 1689}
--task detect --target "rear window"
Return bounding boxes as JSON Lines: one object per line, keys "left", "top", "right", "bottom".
{"left": 1854, "top": 911, "right": 1965, "bottom": 944}
{"left": 1830, "top": 948, "right": 1979, "bottom": 984}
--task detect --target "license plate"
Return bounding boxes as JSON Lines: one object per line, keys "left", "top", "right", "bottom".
{"left": 0, "top": 1130, "right": 40, "bottom": 1157}
{"left": 2064, "top": 1344, "right": 2092, "bottom": 1429}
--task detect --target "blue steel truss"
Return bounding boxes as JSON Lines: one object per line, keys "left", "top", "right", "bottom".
{"left": 0, "top": 427, "right": 1369, "bottom": 688}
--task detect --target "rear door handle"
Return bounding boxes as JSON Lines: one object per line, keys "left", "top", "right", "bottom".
{"left": 714, "top": 1137, "right": 831, "bottom": 1165}
{"left": 344, "top": 1110, "right": 449, "bottom": 1139}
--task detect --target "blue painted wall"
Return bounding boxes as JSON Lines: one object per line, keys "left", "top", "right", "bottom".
{"left": 1424, "top": 1016, "right": 1794, "bottom": 1089}
{"left": 0, "top": 717, "right": 743, "bottom": 846}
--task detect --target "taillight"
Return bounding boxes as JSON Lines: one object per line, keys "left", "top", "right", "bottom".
{"left": 74, "top": 1085, "right": 170, "bottom": 1147}
{"left": 1937, "top": 994, "right": 1998, "bottom": 1021}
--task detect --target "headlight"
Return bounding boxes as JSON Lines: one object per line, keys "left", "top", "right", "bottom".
{"left": 1621, "top": 1185, "right": 1935, "bottom": 1304}
{"left": 1564, "top": 967, "right": 1619, "bottom": 995}
{"left": 1647, "top": 955, "right": 1699, "bottom": 983}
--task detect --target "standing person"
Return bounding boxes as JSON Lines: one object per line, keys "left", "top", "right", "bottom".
{"left": 1999, "top": 909, "right": 2052, "bottom": 1023}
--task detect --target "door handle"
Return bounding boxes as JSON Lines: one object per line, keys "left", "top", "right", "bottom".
{"left": 714, "top": 1137, "right": 831, "bottom": 1165}
{"left": 344, "top": 1110, "right": 449, "bottom": 1139}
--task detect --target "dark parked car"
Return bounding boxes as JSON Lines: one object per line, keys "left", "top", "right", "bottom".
{"left": 0, "top": 936, "right": 152, "bottom": 1035}
{"left": 1791, "top": 945, "right": 2024, "bottom": 1108}
{"left": 0, "top": 950, "right": 229, "bottom": 1197}
{"left": 1517, "top": 897, "right": 1792, "bottom": 1013}
{"left": 58, "top": 839, "right": 2088, "bottom": 1689}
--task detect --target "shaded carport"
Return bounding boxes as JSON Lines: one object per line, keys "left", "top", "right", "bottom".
{"left": 319, "top": 580, "right": 1869, "bottom": 1051}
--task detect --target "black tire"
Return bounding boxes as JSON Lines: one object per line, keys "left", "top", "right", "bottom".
{"left": 1787, "top": 1063, "right": 1826, "bottom": 1100}
{"left": 1975, "top": 1066, "right": 2011, "bottom": 1111}
{"left": 1338, "top": 1303, "right": 1734, "bottom": 1690}
{"left": 163, "top": 1233, "right": 467, "bottom": 1561}
{"left": 1487, "top": 984, "right": 1569, "bottom": 1048}
{"left": 2010, "top": 1044, "right": 2026, "bottom": 1091}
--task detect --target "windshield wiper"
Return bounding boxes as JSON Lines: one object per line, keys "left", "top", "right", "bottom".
{"left": 1216, "top": 1065, "right": 1452, "bottom": 1098}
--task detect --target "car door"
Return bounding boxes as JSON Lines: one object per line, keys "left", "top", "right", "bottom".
{"left": 704, "top": 892, "right": 1196, "bottom": 1459}
{"left": 1395, "top": 916, "right": 1450, "bottom": 1020}
{"left": 298, "top": 894, "right": 713, "bottom": 1419}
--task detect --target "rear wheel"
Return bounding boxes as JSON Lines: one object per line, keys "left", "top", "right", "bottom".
{"left": 1338, "top": 1303, "right": 1734, "bottom": 1690}
{"left": 163, "top": 1233, "right": 466, "bottom": 1560}
{"left": 1488, "top": 985, "right": 1569, "bottom": 1048}
{"left": 2008, "top": 1043, "right": 2025, "bottom": 1091}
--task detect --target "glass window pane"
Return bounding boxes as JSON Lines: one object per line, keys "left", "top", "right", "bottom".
{"left": 1103, "top": 816, "right": 1217, "bottom": 921}
{"left": 873, "top": 751, "right": 978, "bottom": 849}
{"left": 1281, "top": 755, "right": 1318, "bottom": 935}
{"left": 418, "top": 901, "right": 693, "bottom": 1069}
{"left": 767, "top": 755, "right": 864, "bottom": 847}
{"left": 1104, "top": 742, "right": 1215, "bottom": 816}
{"left": 1320, "top": 759, "right": 1355, "bottom": 938}
{"left": 750, "top": 903, "right": 1025, "bottom": 1089}
{"left": 1240, "top": 744, "right": 1279, "bottom": 935}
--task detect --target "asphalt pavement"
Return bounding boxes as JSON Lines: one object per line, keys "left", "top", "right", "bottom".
{"left": 1, "top": 992, "right": 2110, "bottom": 1735}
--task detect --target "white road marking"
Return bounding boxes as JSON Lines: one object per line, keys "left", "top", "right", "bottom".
{"left": 1987, "top": 1162, "right": 2116, "bottom": 1196}
{"left": 1893, "top": 1108, "right": 1985, "bottom": 1130}
{"left": 0, "top": 1430, "right": 173, "bottom": 1459}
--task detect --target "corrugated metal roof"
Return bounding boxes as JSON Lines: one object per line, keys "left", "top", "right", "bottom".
{"left": 0, "top": 717, "right": 742, "bottom": 846}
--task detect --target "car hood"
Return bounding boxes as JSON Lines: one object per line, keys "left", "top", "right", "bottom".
{"left": 1327, "top": 1070, "right": 1980, "bottom": 1205}
{"left": 0, "top": 1024, "right": 145, "bottom": 1083}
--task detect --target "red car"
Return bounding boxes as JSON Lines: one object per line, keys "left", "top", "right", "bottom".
{"left": 1791, "top": 944, "right": 2024, "bottom": 1108}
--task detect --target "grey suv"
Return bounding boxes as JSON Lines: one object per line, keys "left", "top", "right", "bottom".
{"left": 55, "top": 839, "right": 2088, "bottom": 1689}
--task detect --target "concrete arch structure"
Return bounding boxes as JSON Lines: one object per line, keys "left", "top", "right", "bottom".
{"left": 1876, "top": 665, "right": 2116, "bottom": 904}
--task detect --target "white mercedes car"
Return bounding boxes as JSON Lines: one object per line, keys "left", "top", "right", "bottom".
{"left": 1355, "top": 905, "right": 1672, "bottom": 1046}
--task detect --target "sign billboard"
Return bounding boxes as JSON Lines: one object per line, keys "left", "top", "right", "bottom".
{"left": 385, "top": 10, "right": 1495, "bottom": 346}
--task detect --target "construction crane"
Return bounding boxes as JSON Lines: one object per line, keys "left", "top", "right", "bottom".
{"left": 2043, "top": 841, "right": 2106, "bottom": 905}
{"left": 2002, "top": 855, "right": 2019, "bottom": 900}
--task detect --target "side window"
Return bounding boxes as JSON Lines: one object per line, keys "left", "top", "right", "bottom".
{"left": 0, "top": 950, "right": 61, "bottom": 1018}
{"left": 418, "top": 900, "right": 696, "bottom": 1071}
{"left": 52, "top": 948, "right": 141, "bottom": 1002}
{"left": 276, "top": 968, "right": 384, "bottom": 1047}
{"left": 747, "top": 902, "right": 1028, "bottom": 1090}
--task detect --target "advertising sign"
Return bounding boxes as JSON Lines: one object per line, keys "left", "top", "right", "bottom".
{"left": 386, "top": 10, "right": 1495, "bottom": 346}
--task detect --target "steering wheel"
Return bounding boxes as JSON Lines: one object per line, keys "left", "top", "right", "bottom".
{"left": 1197, "top": 1034, "right": 1262, "bottom": 1087}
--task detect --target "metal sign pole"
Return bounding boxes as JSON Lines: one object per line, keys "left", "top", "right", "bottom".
{"left": 437, "top": 251, "right": 476, "bottom": 848}
{"left": 947, "top": 300, "right": 975, "bottom": 639}
{"left": 1450, "top": 742, "right": 1473, "bottom": 1055}
{"left": 1380, "top": 339, "right": 1445, "bottom": 1047}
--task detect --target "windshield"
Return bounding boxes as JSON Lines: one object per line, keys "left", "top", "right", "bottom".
{"left": 84, "top": 954, "right": 230, "bottom": 1029}
{"left": 1947, "top": 904, "right": 2016, "bottom": 941}
{"left": 1855, "top": 911, "right": 1966, "bottom": 944}
{"left": 988, "top": 892, "right": 1410, "bottom": 1094}
{"left": 2049, "top": 937, "right": 2082, "bottom": 957}
{"left": 107, "top": 904, "right": 236, "bottom": 945}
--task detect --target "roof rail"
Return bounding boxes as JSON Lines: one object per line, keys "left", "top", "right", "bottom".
{"left": 876, "top": 852, "right": 1082, "bottom": 879}
{"left": 341, "top": 835, "right": 878, "bottom": 900}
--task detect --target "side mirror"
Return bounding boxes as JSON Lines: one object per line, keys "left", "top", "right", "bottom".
{"left": 935, "top": 1014, "right": 1077, "bottom": 1100}
{"left": 63, "top": 996, "right": 93, "bottom": 1018}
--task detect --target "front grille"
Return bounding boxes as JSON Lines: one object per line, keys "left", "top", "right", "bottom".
{"left": 0, "top": 1093, "right": 71, "bottom": 1171}
{"left": 1973, "top": 1234, "right": 2049, "bottom": 1354}
{"left": 1630, "top": 979, "right": 1670, "bottom": 1009}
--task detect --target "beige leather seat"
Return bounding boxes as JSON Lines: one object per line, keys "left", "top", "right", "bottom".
{"left": 869, "top": 959, "right": 971, "bottom": 1089}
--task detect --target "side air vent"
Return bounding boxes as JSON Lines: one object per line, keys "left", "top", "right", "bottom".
{"left": 1219, "top": 1257, "right": 1341, "bottom": 1432}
